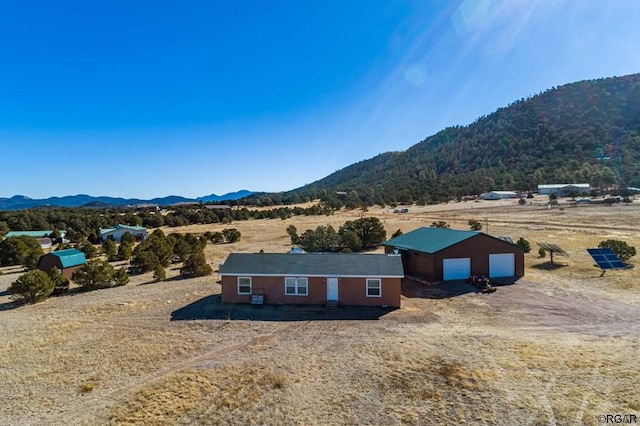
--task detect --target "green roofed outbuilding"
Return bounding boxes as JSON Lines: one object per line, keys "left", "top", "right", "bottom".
{"left": 4, "top": 230, "right": 67, "bottom": 240}
{"left": 38, "top": 248, "right": 87, "bottom": 279}
{"left": 382, "top": 227, "right": 524, "bottom": 282}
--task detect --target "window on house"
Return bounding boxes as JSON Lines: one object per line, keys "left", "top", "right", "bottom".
{"left": 285, "top": 277, "right": 308, "bottom": 296}
{"left": 238, "top": 277, "right": 252, "bottom": 294}
{"left": 366, "top": 278, "right": 381, "bottom": 297}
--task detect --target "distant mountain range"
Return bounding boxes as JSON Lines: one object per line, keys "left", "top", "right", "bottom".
{"left": 5, "top": 74, "right": 640, "bottom": 211}
{"left": 0, "top": 190, "right": 255, "bottom": 211}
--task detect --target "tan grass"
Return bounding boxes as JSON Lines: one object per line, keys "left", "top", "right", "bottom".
{"left": 1, "top": 199, "right": 640, "bottom": 425}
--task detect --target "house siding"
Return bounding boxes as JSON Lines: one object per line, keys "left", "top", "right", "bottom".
{"left": 338, "top": 277, "right": 401, "bottom": 307}
{"left": 386, "top": 247, "right": 435, "bottom": 280}
{"left": 221, "top": 275, "right": 401, "bottom": 307}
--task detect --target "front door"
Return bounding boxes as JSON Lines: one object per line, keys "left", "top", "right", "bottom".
{"left": 326, "top": 278, "right": 339, "bottom": 302}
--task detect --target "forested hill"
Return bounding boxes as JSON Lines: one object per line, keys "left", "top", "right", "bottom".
{"left": 263, "top": 73, "right": 640, "bottom": 205}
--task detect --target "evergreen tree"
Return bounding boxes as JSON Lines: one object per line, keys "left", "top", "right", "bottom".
{"left": 102, "top": 239, "right": 117, "bottom": 260}
{"left": 0, "top": 236, "right": 43, "bottom": 269}
{"left": 49, "top": 266, "right": 70, "bottom": 295}
{"left": 8, "top": 270, "right": 55, "bottom": 304}
{"left": 598, "top": 239, "right": 636, "bottom": 262}
{"left": 72, "top": 259, "right": 128, "bottom": 290}
{"left": 180, "top": 252, "right": 213, "bottom": 277}
{"left": 516, "top": 237, "right": 531, "bottom": 253}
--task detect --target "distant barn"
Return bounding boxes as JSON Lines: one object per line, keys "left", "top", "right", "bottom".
{"left": 538, "top": 184, "right": 590, "bottom": 196}
{"left": 38, "top": 248, "right": 87, "bottom": 279}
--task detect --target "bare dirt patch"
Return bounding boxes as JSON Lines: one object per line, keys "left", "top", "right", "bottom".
{"left": 1, "top": 199, "right": 640, "bottom": 425}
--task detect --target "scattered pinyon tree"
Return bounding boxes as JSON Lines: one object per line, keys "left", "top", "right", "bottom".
{"left": 180, "top": 252, "right": 213, "bottom": 278}
{"left": 72, "top": 259, "right": 129, "bottom": 290}
{"left": 598, "top": 239, "right": 636, "bottom": 262}
{"left": 8, "top": 270, "right": 55, "bottom": 304}
{"left": 468, "top": 219, "right": 482, "bottom": 231}
{"left": 516, "top": 237, "right": 531, "bottom": 253}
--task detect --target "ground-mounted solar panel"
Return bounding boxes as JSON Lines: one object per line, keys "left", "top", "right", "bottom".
{"left": 587, "top": 248, "right": 627, "bottom": 270}
{"left": 537, "top": 243, "right": 569, "bottom": 257}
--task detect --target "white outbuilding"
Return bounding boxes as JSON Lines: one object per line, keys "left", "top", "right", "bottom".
{"left": 479, "top": 191, "right": 518, "bottom": 200}
{"left": 99, "top": 224, "right": 148, "bottom": 242}
{"left": 538, "top": 184, "right": 590, "bottom": 196}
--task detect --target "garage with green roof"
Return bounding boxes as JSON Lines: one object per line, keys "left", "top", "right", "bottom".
{"left": 382, "top": 227, "right": 524, "bottom": 282}
{"left": 38, "top": 248, "right": 87, "bottom": 279}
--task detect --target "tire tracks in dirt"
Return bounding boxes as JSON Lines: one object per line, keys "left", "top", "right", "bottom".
{"left": 46, "top": 320, "right": 311, "bottom": 425}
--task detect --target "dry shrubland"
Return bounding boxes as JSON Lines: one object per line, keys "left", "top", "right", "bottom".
{"left": 1, "top": 197, "right": 639, "bottom": 425}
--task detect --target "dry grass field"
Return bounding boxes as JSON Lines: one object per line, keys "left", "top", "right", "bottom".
{"left": 1, "top": 197, "right": 640, "bottom": 425}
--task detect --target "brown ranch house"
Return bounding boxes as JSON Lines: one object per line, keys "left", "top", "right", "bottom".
{"left": 382, "top": 227, "right": 524, "bottom": 282}
{"left": 218, "top": 253, "right": 404, "bottom": 308}
{"left": 38, "top": 248, "right": 87, "bottom": 279}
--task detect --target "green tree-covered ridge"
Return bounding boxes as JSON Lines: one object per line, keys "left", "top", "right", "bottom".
{"left": 252, "top": 73, "right": 640, "bottom": 205}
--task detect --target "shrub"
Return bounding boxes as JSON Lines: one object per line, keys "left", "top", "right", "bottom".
{"left": 538, "top": 247, "right": 546, "bottom": 258}
{"left": 180, "top": 252, "right": 213, "bottom": 278}
{"left": 113, "top": 267, "right": 130, "bottom": 286}
{"left": 120, "top": 232, "right": 137, "bottom": 245}
{"left": 210, "top": 232, "right": 225, "bottom": 244}
{"left": 117, "top": 241, "right": 134, "bottom": 261}
{"left": 598, "top": 239, "right": 636, "bottom": 262}
{"left": 79, "top": 382, "right": 95, "bottom": 393}
{"left": 77, "top": 240, "right": 98, "bottom": 259}
{"left": 431, "top": 221, "right": 449, "bottom": 228}
{"left": 8, "top": 270, "right": 55, "bottom": 304}
{"left": 102, "top": 239, "right": 118, "bottom": 261}
{"left": 286, "top": 225, "right": 300, "bottom": 245}
{"left": 391, "top": 229, "right": 403, "bottom": 238}
{"left": 222, "top": 228, "right": 241, "bottom": 243}
{"left": 130, "top": 250, "right": 160, "bottom": 273}
{"left": 516, "top": 237, "right": 531, "bottom": 253}
{"left": 468, "top": 219, "right": 482, "bottom": 231}
{"left": 49, "top": 266, "right": 70, "bottom": 295}
{"left": 72, "top": 259, "right": 129, "bottom": 290}
{"left": 153, "top": 264, "right": 166, "bottom": 282}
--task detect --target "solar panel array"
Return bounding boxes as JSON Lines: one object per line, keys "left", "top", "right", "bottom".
{"left": 587, "top": 248, "right": 627, "bottom": 270}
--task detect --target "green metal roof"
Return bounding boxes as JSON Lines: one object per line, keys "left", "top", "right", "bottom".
{"left": 50, "top": 249, "right": 87, "bottom": 268}
{"left": 219, "top": 253, "right": 404, "bottom": 278}
{"left": 382, "top": 227, "right": 479, "bottom": 254}
{"left": 5, "top": 230, "right": 67, "bottom": 238}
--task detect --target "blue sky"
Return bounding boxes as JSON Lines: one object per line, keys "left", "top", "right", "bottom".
{"left": 1, "top": 0, "right": 639, "bottom": 199}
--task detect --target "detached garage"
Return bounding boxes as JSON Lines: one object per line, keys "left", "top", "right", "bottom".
{"left": 38, "top": 248, "right": 87, "bottom": 279}
{"left": 383, "top": 227, "right": 524, "bottom": 282}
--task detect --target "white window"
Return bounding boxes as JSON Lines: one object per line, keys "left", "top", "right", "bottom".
{"left": 366, "top": 278, "right": 381, "bottom": 297}
{"left": 238, "top": 277, "right": 252, "bottom": 295}
{"left": 285, "top": 277, "right": 308, "bottom": 296}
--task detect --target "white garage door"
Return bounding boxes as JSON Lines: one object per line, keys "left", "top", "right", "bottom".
{"left": 489, "top": 253, "right": 515, "bottom": 278}
{"left": 442, "top": 258, "right": 471, "bottom": 280}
